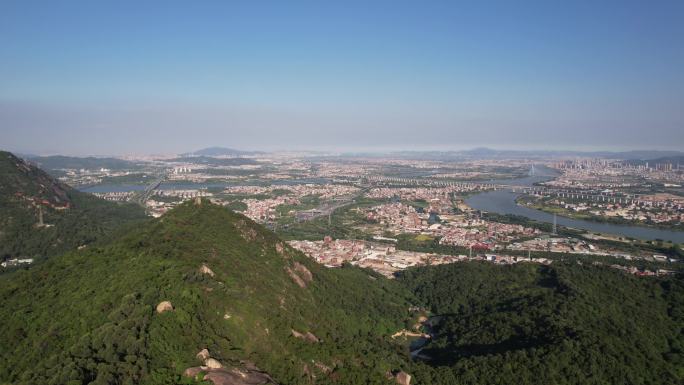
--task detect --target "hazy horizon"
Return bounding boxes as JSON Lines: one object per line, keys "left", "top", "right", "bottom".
{"left": 9, "top": 144, "right": 684, "bottom": 159}
{"left": 2, "top": 1, "right": 683, "bottom": 155}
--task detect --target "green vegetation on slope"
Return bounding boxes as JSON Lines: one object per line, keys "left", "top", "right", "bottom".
{"left": 27, "top": 155, "right": 141, "bottom": 171}
{"left": 0, "top": 200, "right": 413, "bottom": 385}
{"left": 0, "top": 151, "right": 147, "bottom": 262}
{"left": 397, "top": 262, "right": 684, "bottom": 385}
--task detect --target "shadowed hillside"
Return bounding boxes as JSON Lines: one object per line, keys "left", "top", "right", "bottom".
{"left": 0, "top": 151, "right": 147, "bottom": 262}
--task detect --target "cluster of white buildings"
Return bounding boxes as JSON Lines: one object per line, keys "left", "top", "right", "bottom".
{"left": 223, "top": 184, "right": 360, "bottom": 223}
{"left": 438, "top": 222, "right": 540, "bottom": 249}
{"left": 288, "top": 237, "right": 552, "bottom": 278}
{"left": 1, "top": 258, "right": 33, "bottom": 268}
{"left": 241, "top": 196, "right": 300, "bottom": 222}
{"left": 362, "top": 202, "right": 539, "bottom": 250}
{"left": 380, "top": 187, "right": 455, "bottom": 201}
{"left": 593, "top": 261, "right": 676, "bottom": 277}
{"left": 547, "top": 162, "right": 684, "bottom": 188}
{"left": 92, "top": 191, "right": 136, "bottom": 202}
{"left": 365, "top": 203, "right": 423, "bottom": 231}
{"left": 146, "top": 189, "right": 214, "bottom": 217}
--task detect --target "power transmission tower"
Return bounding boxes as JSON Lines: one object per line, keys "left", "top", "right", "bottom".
{"left": 37, "top": 205, "right": 44, "bottom": 227}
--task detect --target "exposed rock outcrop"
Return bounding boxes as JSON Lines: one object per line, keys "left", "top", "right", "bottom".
{"left": 205, "top": 358, "right": 223, "bottom": 369}
{"left": 395, "top": 371, "right": 411, "bottom": 385}
{"left": 293, "top": 262, "right": 313, "bottom": 283}
{"left": 291, "top": 329, "right": 320, "bottom": 343}
{"left": 156, "top": 301, "right": 173, "bottom": 313}
{"left": 196, "top": 348, "right": 210, "bottom": 362}
{"left": 184, "top": 365, "right": 277, "bottom": 385}
{"left": 184, "top": 367, "right": 204, "bottom": 378}
{"left": 286, "top": 262, "right": 313, "bottom": 288}
{"left": 235, "top": 220, "right": 258, "bottom": 241}
{"left": 193, "top": 349, "right": 223, "bottom": 369}
{"left": 286, "top": 267, "right": 307, "bottom": 288}
{"left": 200, "top": 263, "right": 216, "bottom": 277}
{"left": 275, "top": 242, "right": 286, "bottom": 257}
{"left": 314, "top": 361, "right": 332, "bottom": 374}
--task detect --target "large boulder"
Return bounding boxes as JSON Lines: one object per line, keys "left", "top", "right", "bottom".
{"left": 293, "top": 262, "right": 313, "bottom": 283}
{"left": 395, "top": 371, "right": 411, "bottom": 385}
{"left": 184, "top": 366, "right": 276, "bottom": 385}
{"left": 275, "top": 242, "right": 287, "bottom": 257}
{"left": 286, "top": 262, "right": 313, "bottom": 288}
{"left": 199, "top": 264, "right": 215, "bottom": 277}
{"left": 286, "top": 267, "right": 307, "bottom": 288}
{"left": 196, "top": 348, "right": 210, "bottom": 362}
{"left": 156, "top": 301, "right": 173, "bottom": 313}
{"left": 291, "top": 329, "right": 320, "bottom": 343}
{"left": 205, "top": 358, "right": 223, "bottom": 369}
{"left": 183, "top": 367, "right": 204, "bottom": 378}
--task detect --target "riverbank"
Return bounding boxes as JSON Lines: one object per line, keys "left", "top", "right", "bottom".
{"left": 516, "top": 195, "right": 683, "bottom": 232}
{"left": 466, "top": 190, "right": 684, "bottom": 243}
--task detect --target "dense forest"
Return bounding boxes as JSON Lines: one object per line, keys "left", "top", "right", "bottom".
{"left": 397, "top": 262, "right": 684, "bottom": 385}
{"left": 0, "top": 200, "right": 415, "bottom": 385}
{"left": 0, "top": 151, "right": 147, "bottom": 262}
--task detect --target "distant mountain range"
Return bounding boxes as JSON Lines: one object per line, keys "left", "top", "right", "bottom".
{"left": 183, "top": 147, "right": 264, "bottom": 157}
{"left": 342, "top": 148, "right": 684, "bottom": 161}
{"left": 26, "top": 155, "right": 141, "bottom": 171}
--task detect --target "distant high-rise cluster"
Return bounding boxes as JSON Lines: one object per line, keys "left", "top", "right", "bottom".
{"left": 553, "top": 159, "right": 681, "bottom": 172}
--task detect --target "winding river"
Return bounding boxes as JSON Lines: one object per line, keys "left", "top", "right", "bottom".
{"left": 464, "top": 166, "right": 684, "bottom": 243}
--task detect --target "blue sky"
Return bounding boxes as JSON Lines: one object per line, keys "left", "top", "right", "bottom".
{"left": 1, "top": 0, "right": 683, "bottom": 155}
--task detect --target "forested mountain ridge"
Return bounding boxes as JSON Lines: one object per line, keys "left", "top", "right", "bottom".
{"left": 26, "top": 155, "right": 140, "bottom": 172}
{"left": 397, "top": 262, "right": 684, "bottom": 385}
{"left": 0, "top": 151, "right": 146, "bottom": 261}
{"left": 0, "top": 199, "right": 415, "bottom": 385}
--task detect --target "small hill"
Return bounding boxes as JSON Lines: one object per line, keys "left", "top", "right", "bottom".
{"left": 168, "top": 156, "right": 260, "bottom": 166}
{"left": 0, "top": 200, "right": 413, "bottom": 385}
{"left": 0, "top": 151, "right": 147, "bottom": 261}
{"left": 184, "top": 147, "right": 264, "bottom": 157}
{"left": 27, "top": 155, "right": 140, "bottom": 171}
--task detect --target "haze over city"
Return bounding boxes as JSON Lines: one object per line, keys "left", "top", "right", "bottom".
{"left": 2, "top": 0, "right": 683, "bottom": 155}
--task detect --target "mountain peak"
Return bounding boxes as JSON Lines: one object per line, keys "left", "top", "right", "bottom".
{"left": 183, "top": 147, "right": 263, "bottom": 157}
{"left": 0, "top": 195, "right": 411, "bottom": 384}
{"left": 0, "top": 150, "right": 146, "bottom": 261}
